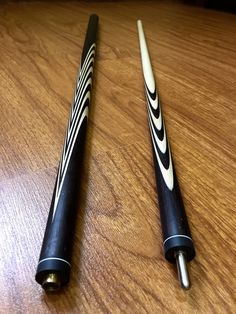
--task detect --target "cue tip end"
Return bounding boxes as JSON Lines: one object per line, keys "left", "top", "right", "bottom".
{"left": 137, "top": 19, "right": 142, "bottom": 26}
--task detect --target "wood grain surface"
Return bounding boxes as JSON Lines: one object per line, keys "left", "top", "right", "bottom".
{"left": 0, "top": 1, "right": 236, "bottom": 313}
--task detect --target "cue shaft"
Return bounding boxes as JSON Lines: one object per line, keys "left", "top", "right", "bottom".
{"left": 35, "top": 14, "right": 99, "bottom": 291}
{"left": 137, "top": 20, "right": 195, "bottom": 289}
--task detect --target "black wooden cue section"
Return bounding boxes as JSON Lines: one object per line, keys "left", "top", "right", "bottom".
{"left": 35, "top": 14, "right": 99, "bottom": 291}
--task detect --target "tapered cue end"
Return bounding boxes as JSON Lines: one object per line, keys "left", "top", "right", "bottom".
{"left": 175, "top": 251, "right": 191, "bottom": 290}
{"left": 137, "top": 20, "right": 142, "bottom": 29}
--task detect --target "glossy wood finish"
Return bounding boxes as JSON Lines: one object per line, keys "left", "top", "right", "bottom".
{"left": 0, "top": 1, "right": 235, "bottom": 313}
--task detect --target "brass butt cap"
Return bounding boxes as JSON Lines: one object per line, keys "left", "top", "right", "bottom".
{"left": 42, "top": 273, "right": 61, "bottom": 292}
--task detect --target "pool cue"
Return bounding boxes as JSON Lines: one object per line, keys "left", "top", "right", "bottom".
{"left": 35, "top": 14, "right": 99, "bottom": 291}
{"left": 137, "top": 20, "right": 195, "bottom": 289}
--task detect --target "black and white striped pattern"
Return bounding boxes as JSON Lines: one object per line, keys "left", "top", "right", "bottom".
{"left": 137, "top": 21, "right": 174, "bottom": 191}
{"left": 52, "top": 43, "right": 96, "bottom": 220}
{"left": 145, "top": 84, "right": 174, "bottom": 191}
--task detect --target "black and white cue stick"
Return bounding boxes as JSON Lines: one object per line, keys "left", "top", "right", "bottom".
{"left": 35, "top": 14, "right": 98, "bottom": 291}
{"left": 137, "top": 20, "right": 195, "bottom": 289}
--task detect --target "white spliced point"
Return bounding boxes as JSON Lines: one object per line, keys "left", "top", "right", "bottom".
{"left": 52, "top": 44, "right": 96, "bottom": 221}
{"left": 137, "top": 20, "right": 174, "bottom": 190}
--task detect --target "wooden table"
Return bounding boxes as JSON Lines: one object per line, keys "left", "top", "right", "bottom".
{"left": 1, "top": 1, "right": 235, "bottom": 313}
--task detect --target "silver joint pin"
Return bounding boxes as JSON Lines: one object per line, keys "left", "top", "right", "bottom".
{"left": 175, "top": 251, "right": 191, "bottom": 290}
